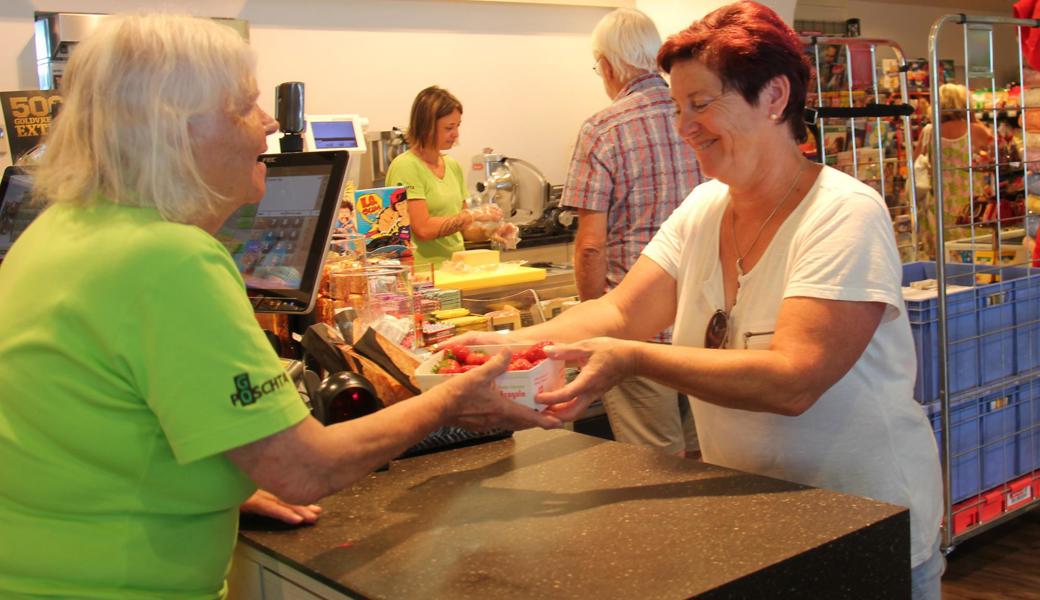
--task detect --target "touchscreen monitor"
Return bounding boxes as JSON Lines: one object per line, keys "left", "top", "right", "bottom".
{"left": 0, "top": 166, "right": 44, "bottom": 262}
{"left": 215, "top": 151, "right": 349, "bottom": 313}
{"left": 304, "top": 114, "right": 367, "bottom": 154}
{"left": 310, "top": 120, "right": 359, "bottom": 150}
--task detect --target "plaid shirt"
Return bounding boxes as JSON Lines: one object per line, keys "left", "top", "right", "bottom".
{"left": 562, "top": 73, "right": 701, "bottom": 343}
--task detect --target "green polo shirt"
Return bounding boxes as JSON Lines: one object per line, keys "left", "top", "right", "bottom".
{"left": 384, "top": 150, "right": 467, "bottom": 265}
{"left": 0, "top": 200, "right": 309, "bottom": 599}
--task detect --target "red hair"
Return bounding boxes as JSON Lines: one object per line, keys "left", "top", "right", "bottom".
{"left": 658, "top": 1, "right": 811, "bottom": 143}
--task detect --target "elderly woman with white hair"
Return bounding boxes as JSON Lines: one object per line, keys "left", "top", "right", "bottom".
{"left": 0, "top": 14, "right": 558, "bottom": 599}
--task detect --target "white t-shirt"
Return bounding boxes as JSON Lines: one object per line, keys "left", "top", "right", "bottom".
{"left": 643, "top": 166, "right": 942, "bottom": 567}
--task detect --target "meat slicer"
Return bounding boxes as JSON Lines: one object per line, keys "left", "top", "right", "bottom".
{"left": 469, "top": 149, "right": 577, "bottom": 238}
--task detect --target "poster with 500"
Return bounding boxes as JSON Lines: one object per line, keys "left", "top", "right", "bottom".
{"left": 1, "top": 90, "right": 63, "bottom": 161}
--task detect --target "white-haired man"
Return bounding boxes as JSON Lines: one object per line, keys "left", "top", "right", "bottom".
{"left": 562, "top": 8, "right": 702, "bottom": 456}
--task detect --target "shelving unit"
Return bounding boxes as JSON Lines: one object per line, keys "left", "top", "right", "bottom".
{"left": 801, "top": 35, "right": 923, "bottom": 259}
{"left": 924, "top": 13, "right": 1040, "bottom": 552}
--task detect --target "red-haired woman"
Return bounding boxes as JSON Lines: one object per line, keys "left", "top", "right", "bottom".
{"left": 450, "top": 2, "right": 942, "bottom": 595}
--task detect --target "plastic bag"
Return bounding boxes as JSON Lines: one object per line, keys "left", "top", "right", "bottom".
{"left": 913, "top": 152, "right": 932, "bottom": 192}
{"left": 465, "top": 196, "right": 521, "bottom": 250}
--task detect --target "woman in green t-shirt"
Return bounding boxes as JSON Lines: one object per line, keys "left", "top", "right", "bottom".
{"left": 385, "top": 86, "right": 501, "bottom": 265}
{"left": 0, "top": 17, "right": 559, "bottom": 600}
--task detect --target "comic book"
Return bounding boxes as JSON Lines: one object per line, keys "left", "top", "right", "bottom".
{"left": 353, "top": 186, "right": 412, "bottom": 259}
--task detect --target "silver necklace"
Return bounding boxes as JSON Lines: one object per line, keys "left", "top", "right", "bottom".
{"left": 729, "top": 159, "right": 808, "bottom": 277}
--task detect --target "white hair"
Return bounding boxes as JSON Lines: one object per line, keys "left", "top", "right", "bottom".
{"left": 34, "top": 13, "right": 257, "bottom": 224}
{"left": 591, "top": 8, "right": 662, "bottom": 82}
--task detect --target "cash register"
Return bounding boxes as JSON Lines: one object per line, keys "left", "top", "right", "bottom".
{"left": 214, "top": 151, "right": 349, "bottom": 314}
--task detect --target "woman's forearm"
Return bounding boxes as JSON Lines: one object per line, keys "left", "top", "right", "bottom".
{"left": 507, "top": 296, "right": 640, "bottom": 344}
{"left": 412, "top": 211, "right": 473, "bottom": 241}
{"left": 628, "top": 298, "right": 885, "bottom": 417}
{"left": 631, "top": 342, "right": 815, "bottom": 416}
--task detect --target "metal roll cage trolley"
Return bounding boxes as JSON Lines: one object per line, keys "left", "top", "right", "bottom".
{"left": 927, "top": 13, "right": 1040, "bottom": 551}
{"left": 804, "top": 18, "right": 1040, "bottom": 554}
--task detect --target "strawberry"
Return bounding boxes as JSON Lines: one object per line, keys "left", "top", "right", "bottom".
{"left": 460, "top": 364, "right": 480, "bottom": 372}
{"left": 434, "top": 358, "right": 462, "bottom": 374}
{"left": 443, "top": 343, "right": 470, "bottom": 362}
{"left": 524, "top": 340, "right": 553, "bottom": 362}
{"left": 464, "top": 352, "right": 489, "bottom": 366}
{"left": 508, "top": 358, "right": 534, "bottom": 371}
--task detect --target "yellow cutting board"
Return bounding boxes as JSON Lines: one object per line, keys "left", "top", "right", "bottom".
{"left": 433, "top": 264, "right": 547, "bottom": 291}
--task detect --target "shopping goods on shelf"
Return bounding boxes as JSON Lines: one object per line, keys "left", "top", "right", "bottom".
{"left": 944, "top": 228, "right": 1030, "bottom": 266}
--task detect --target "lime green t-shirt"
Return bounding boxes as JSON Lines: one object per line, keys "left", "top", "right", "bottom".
{"left": 384, "top": 151, "right": 467, "bottom": 266}
{"left": 0, "top": 201, "right": 310, "bottom": 599}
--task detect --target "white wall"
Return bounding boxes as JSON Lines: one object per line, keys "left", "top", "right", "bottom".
{"left": 0, "top": 0, "right": 795, "bottom": 175}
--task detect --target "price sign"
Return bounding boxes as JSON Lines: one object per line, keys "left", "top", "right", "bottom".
{"left": 1, "top": 90, "right": 63, "bottom": 162}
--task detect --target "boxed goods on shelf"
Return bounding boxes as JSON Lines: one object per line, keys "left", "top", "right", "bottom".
{"left": 944, "top": 227, "right": 1029, "bottom": 266}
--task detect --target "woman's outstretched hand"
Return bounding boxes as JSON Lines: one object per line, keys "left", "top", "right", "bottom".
{"left": 441, "top": 350, "right": 563, "bottom": 431}
{"left": 534, "top": 337, "right": 637, "bottom": 421}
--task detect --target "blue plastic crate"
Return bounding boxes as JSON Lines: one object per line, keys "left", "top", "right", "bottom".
{"left": 903, "top": 262, "right": 1037, "bottom": 401}
{"left": 904, "top": 262, "right": 980, "bottom": 402}
{"left": 1014, "top": 272, "right": 1040, "bottom": 374}
{"left": 1017, "top": 379, "right": 1040, "bottom": 475}
{"left": 926, "top": 384, "right": 1027, "bottom": 503}
{"left": 977, "top": 271, "right": 1021, "bottom": 384}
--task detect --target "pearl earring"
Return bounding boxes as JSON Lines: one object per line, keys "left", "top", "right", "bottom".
{"left": 769, "top": 113, "right": 779, "bottom": 121}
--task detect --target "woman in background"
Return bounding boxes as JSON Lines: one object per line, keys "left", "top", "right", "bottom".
{"left": 384, "top": 86, "right": 502, "bottom": 266}
{"left": 914, "top": 82, "right": 994, "bottom": 257}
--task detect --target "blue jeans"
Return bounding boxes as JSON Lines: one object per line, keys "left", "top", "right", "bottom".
{"left": 911, "top": 537, "right": 945, "bottom": 600}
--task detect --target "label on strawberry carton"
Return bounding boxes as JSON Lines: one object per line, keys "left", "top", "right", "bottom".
{"left": 414, "top": 344, "right": 564, "bottom": 411}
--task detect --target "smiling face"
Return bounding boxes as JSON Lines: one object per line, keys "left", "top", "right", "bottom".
{"left": 434, "top": 109, "right": 462, "bottom": 151}
{"left": 191, "top": 87, "right": 279, "bottom": 210}
{"left": 669, "top": 58, "right": 776, "bottom": 186}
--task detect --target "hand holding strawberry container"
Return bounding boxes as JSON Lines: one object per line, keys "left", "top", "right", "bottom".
{"left": 414, "top": 342, "right": 563, "bottom": 411}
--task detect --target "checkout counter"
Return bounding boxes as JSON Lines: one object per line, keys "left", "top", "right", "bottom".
{"left": 231, "top": 151, "right": 910, "bottom": 598}
{"left": 230, "top": 428, "right": 910, "bottom": 599}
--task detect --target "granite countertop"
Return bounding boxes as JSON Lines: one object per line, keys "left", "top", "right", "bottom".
{"left": 239, "top": 429, "right": 909, "bottom": 599}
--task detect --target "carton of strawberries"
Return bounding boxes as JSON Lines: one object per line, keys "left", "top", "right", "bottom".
{"left": 414, "top": 341, "right": 564, "bottom": 411}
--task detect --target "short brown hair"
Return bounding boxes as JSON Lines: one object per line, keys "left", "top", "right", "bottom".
{"left": 658, "top": 1, "right": 811, "bottom": 143}
{"left": 406, "top": 86, "right": 462, "bottom": 150}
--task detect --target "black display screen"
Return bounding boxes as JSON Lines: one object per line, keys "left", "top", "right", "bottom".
{"left": 0, "top": 167, "right": 43, "bottom": 261}
{"left": 215, "top": 151, "right": 349, "bottom": 313}
{"left": 311, "top": 120, "right": 359, "bottom": 150}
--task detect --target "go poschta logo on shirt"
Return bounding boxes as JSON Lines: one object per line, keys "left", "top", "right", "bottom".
{"left": 230, "top": 371, "right": 291, "bottom": 407}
